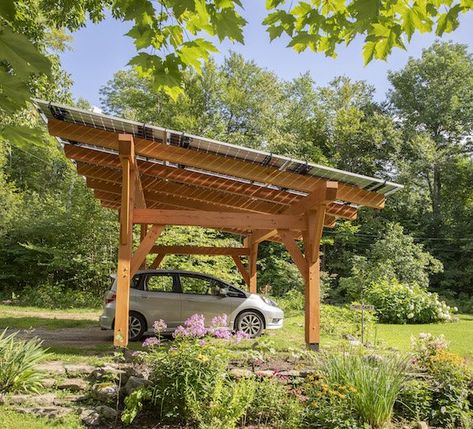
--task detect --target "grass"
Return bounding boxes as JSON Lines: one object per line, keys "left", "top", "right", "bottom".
{"left": 266, "top": 313, "right": 473, "bottom": 360}
{"left": 0, "top": 409, "right": 83, "bottom": 429}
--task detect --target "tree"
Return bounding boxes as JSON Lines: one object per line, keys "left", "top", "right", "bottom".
{"left": 389, "top": 42, "right": 473, "bottom": 232}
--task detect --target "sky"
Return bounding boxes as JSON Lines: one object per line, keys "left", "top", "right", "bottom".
{"left": 60, "top": 1, "right": 473, "bottom": 107}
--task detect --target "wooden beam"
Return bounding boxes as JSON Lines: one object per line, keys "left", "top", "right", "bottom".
{"left": 139, "top": 224, "right": 148, "bottom": 269}
{"left": 248, "top": 236, "right": 258, "bottom": 294}
{"left": 119, "top": 134, "right": 146, "bottom": 209}
{"left": 114, "top": 134, "right": 136, "bottom": 348}
{"left": 303, "top": 208, "right": 327, "bottom": 350}
{"left": 133, "top": 209, "right": 306, "bottom": 231}
{"left": 50, "top": 120, "right": 385, "bottom": 208}
{"left": 278, "top": 229, "right": 308, "bottom": 282}
{"left": 231, "top": 255, "right": 250, "bottom": 286}
{"left": 150, "top": 254, "right": 165, "bottom": 269}
{"left": 130, "top": 224, "right": 164, "bottom": 276}
{"left": 150, "top": 245, "right": 250, "bottom": 256}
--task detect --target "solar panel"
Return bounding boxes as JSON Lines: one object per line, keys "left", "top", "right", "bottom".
{"left": 34, "top": 99, "right": 403, "bottom": 196}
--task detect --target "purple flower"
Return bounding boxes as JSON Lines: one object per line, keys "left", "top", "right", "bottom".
{"left": 234, "top": 330, "right": 250, "bottom": 343}
{"left": 199, "top": 339, "right": 206, "bottom": 346}
{"left": 153, "top": 319, "right": 167, "bottom": 334}
{"left": 213, "top": 328, "right": 232, "bottom": 340}
{"left": 142, "top": 337, "right": 160, "bottom": 347}
{"left": 173, "top": 314, "right": 208, "bottom": 339}
{"left": 210, "top": 314, "right": 228, "bottom": 328}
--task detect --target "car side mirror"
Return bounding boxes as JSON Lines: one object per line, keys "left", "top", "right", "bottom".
{"left": 219, "top": 287, "right": 229, "bottom": 297}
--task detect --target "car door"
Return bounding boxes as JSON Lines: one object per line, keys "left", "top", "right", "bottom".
{"left": 178, "top": 273, "right": 245, "bottom": 324}
{"left": 141, "top": 272, "right": 182, "bottom": 329}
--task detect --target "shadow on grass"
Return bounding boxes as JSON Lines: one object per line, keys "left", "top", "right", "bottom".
{"left": 0, "top": 317, "right": 98, "bottom": 330}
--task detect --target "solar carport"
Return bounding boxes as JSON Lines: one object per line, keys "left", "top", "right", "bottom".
{"left": 35, "top": 99, "right": 402, "bottom": 350}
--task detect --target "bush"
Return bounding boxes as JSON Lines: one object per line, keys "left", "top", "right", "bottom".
{"left": 17, "top": 283, "right": 104, "bottom": 309}
{"left": 409, "top": 334, "right": 472, "bottom": 428}
{"left": 365, "top": 279, "right": 456, "bottom": 324}
{"left": 244, "top": 377, "right": 303, "bottom": 429}
{"left": 305, "top": 351, "right": 408, "bottom": 428}
{"left": 0, "top": 329, "right": 48, "bottom": 393}
{"left": 395, "top": 379, "right": 432, "bottom": 421}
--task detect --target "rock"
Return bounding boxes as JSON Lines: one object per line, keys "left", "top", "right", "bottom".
{"left": 229, "top": 368, "right": 253, "bottom": 378}
{"left": 96, "top": 405, "right": 118, "bottom": 420}
{"left": 8, "top": 393, "right": 57, "bottom": 407}
{"left": 64, "top": 363, "right": 94, "bottom": 377}
{"left": 255, "top": 370, "right": 274, "bottom": 378}
{"left": 41, "top": 378, "right": 56, "bottom": 388}
{"left": 91, "top": 365, "right": 127, "bottom": 382}
{"left": 80, "top": 408, "right": 101, "bottom": 426}
{"left": 417, "top": 423, "right": 429, "bottom": 429}
{"left": 123, "top": 376, "right": 151, "bottom": 396}
{"left": 124, "top": 364, "right": 149, "bottom": 380}
{"left": 278, "top": 370, "right": 301, "bottom": 377}
{"left": 15, "top": 406, "right": 72, "bottom": 419}
{"left": 299, "top": 369, "right": 316, "bottom": 377}
{"left": 0, "top": 393, "right": 5, "bottom": 405}
{"left": 348, "top": 339, "right": 362, "bottom": 347}
{"left": 36, "top": 361, "right": 65, "bottom": 375}
{"left": 90, "top": 382, "right": 118, "bottom": 403}
{"left": 58, "top": 378, "right": 88, "bottom": 392}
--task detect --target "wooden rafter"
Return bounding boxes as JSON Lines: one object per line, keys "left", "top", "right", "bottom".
{"left": 51, "top": 120, "right": 385, "bottom": 208}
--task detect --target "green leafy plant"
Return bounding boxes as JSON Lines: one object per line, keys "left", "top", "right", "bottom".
{"left": 306, "top": 351, "right": 408, "bottom": 428}
{"left": 410, "top": 334, "right": 472, "bottom": 428}
{"left": 0, "top": 329, "right": 48, "bottom": 393}
{"left": 244, "top": 377, "right": 303, "bottom": 429}
{"left": 395, "top": 379, "right": 432, "bottom": 422}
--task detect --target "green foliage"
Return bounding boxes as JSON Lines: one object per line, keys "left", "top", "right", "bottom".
{"left": 263, "top": 0, "right": 473, "bottom": 63}
{"left": 244, "top": 377, "right": 303, "bottom": 429}
{"left": 0, "top": 329, "right": 48, "bottom": 393}
{"left": 395, "top": 379, "right": 432, "bottom": 422}
{"left": 122, "top": 339, "right": 256, "bottom": 426}
{"left": 364, "top": 279, "right": 456, "bottom": 324}
{"left": 305, "top": 351, "right": 408, "bottom": 428}
{"left": 409, "top": 334, "right": 472, "bottom": 428}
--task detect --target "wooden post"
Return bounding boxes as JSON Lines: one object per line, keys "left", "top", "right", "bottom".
{"left": 139, "top": 224, "right": 148, "bottom": 269}
{"left": 303, "top": 208, "right": 326, "bottom": 351}
{"left": 113, "top": 134, "right": 136, "bottom": 348}
{"left": 248, "top": 237, "right": 258, "bottom": 294}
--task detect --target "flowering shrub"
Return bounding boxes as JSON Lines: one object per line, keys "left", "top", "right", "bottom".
{"left": 364, "top": 279, "right": 456, "bottom": 323}
{"left": 407, "top": 333, "right": 472, "bottom": 428}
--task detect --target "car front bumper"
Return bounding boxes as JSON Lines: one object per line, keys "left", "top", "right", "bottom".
{"left": 264, "top": 308, "right": 284, "bottom": 330}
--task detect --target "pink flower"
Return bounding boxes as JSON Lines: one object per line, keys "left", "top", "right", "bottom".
{"left": 173, "top": 314, "right": 208, "bottom": 339}
{"left": 153, "top": 319, "right": 167, "bottom": 334}
{"left": 234, "top": 330, "right": 250, "bottom": 343}
{"left": 142, "top": 337, "right": 160, "bottom": 347}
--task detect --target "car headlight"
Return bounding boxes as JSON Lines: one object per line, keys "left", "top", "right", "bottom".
{"left": 261, "top": 296, "right": 278, "bottom": 307}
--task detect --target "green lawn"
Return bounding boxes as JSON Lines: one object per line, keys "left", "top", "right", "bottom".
{"left": 266, "top": 312, "right": 473, "bottom": 361}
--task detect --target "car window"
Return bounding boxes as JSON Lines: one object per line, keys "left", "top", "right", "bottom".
{"left": 180, "top": 275, "right": 220, "bottom": 295}
{"left": 146, "top": 274, "right": 174, "bottom": 293}
{"left": 131, "top": 275, "right": 142, "bottom": 290}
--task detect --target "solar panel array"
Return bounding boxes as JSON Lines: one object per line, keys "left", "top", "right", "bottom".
{"left": 35, "top": 99, "right": 402, "bottom": 197}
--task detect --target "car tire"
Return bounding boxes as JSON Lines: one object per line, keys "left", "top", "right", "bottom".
{"left": 128, "top": 312, "right": 147, "bottom": 342}
{"left": 235, "top": 311, "right": 264, "bottom": 338}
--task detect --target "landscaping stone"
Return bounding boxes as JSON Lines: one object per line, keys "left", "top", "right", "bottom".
{"left": 36, "top": 361, "right": 65, "bottom": 375}
{"left": 64, "top": 363, "right": 95, "bottom": 377}
{"left": 14, "top": 406, "right": 73, "bottom": 419}
{"left": 8, "top": 393, "right": 57, "bottom": 407}
{"left": 417, "top": 422, "right": 429, "bottom": 429}
{"left": 278, "top": 369, "right": 301, "bottom": 377}
{"left": 299, "top": 368, "right": 316, "bottom": 377}
{"left": 123, "top": 375, "right": 151, "bottom": 395}
{"left": 58, "top": 378, "right": 88, "bottom": 392}
{"left": 229, "top": 368, "right": 253, "bottom": 378}
{"left": 41, "top": 378, "right": 57, "bottom": 388}
{"left": 255, "top": 369, "right": 275, "bottom": 377}
{"left": 90, "top": 382, "right": 119, "bottom": 403}
{"left": 96, "top": 405, "right": 118, "bottom": 420}
{"left": 80, "top": 408, "right": 101, "bottom": 426}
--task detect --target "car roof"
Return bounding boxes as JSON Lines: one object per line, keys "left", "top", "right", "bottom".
{"left": 110, "top": 269, "right": 228, "bottom": 281}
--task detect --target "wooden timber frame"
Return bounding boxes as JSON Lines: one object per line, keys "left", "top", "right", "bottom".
{"left": 37, "top": 99, "right": 402, "bottom": 350}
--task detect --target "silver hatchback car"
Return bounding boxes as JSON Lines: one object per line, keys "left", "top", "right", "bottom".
{"left": 100, "top": 270, "right": 284, "bottom": 341}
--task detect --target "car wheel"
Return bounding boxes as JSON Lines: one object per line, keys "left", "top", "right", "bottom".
{"left": 236, "top": 311, "right": 264, "bottom": 338}
{"left": 128, "top": 312, "right": 146, "bottom": 342}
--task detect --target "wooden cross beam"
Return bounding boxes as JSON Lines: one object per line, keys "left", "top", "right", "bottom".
{"left": 150, "top": 245, "right": 250, "bottom": 256}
